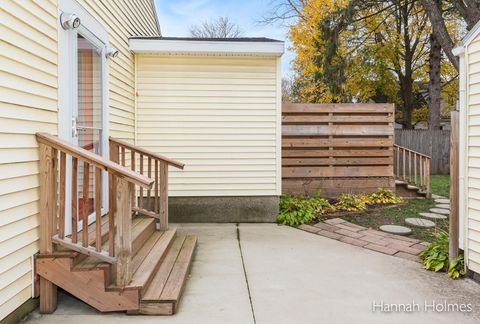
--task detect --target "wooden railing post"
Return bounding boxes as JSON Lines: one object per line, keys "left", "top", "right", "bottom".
{"left": 159, "top": 162, "right": 168, "bottom": 230}
{"left": 109, "top": 142, "right": 119, "bottom": 257}
{"left": 115, "top": 177, "right": 133, "bottom": 287}
{"left": 38, "top": 143, "right": 58, "bottom": 313}
{"left": 425, "top": 159, "right": 431, "bottom": 197}
{"left": 108, "top": 137, "right": 184, "bottom": 231}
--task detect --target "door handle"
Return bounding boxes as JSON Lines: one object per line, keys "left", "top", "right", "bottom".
{"left": 72, "top": 117, "right": 78, "bottom": 138}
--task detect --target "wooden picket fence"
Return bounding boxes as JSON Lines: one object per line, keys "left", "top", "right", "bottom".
{"left": 282, "top": 103, "right": 395, "bottom": 197}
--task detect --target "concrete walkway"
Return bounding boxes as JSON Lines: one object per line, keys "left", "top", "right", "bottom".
{"left": 24, "top": 224, "right": 480, "bottom": 324}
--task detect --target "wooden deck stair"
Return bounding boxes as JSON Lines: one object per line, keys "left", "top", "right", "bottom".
{"left": 34, "top": 133, "right": 194, "bottom": 316}
{"left": 395, "top": 179, "right": 429, "bottom": 198}
{"left": 37, "top": 216, "right": 197, "bottom": 315}
{"left": 393, "top": 144, "right": 431, "bottom": 198}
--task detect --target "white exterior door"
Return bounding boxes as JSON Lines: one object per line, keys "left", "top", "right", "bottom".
{"left": 58, "top": 0, "right": 109, "bottom": 235}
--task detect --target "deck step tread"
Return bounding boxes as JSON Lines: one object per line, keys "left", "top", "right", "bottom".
{"left": 70, "top": 214, "right": 109, "bottom": 247}
{"left": 132, "top": 217, "right": 156, "bottom": 255}
{"left": 73, "top": 216, "right": 154, "bottom": 270}
{"left": 142, "top": 235, "right": 186, "bottom": 301}
{"left": 131, "top": 231, "right": 164, "bottom": 274}
{"left": 127, "top": 228, "right": 177, "bottom": 289}
{"left": 137, "top": 235, "right": 197, "bottom": 315}
{"left": 160, "top": 235, "right": 197, "bottom": 302}
{"left": 74, "top": 254, "right": 109, "bottom": 270}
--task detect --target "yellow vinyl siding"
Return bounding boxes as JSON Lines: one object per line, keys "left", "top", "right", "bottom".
{"left": 0, "top": 0, "right": 158, "bottom": 320}
{"left": 0, "top": 0, "right": 58, "bottom": 320}
{"left": 467, "top": 32, "right": 480, "bottom": 271}
{"left": 74, "top": 0, "right": 159, "bottom": 141}
{"left": 136, "top": 55, "right": 281, "bottom": 197}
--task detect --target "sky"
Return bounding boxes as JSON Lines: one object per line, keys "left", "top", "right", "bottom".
{"left": 153, "top": 0, "right": 295, "bottom": 77}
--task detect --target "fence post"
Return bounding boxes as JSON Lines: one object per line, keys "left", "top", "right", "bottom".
{"left": 449, "top": 111, "right": 459, "bottom": 262}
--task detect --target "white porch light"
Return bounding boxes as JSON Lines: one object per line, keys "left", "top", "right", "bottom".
{"left": 60, "top": 13, "right": 81, "bottom": 30}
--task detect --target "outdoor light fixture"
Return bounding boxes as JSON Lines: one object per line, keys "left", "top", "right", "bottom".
{"left": 60, "top": 13, "right": 81, "bottom": 30}
{"left": 106, "top": 47, "right": 119, "bottom": 59}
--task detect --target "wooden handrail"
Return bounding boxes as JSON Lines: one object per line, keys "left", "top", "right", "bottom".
{"left": 109, "top": 137, "right": 185, "bottom": 170}
{"left": 36, "top": 133, "right": 154, "bottom": 189}
{"left": 109, "top": 138, "right": 185, "bottom": 231}
{"left": 393, "top": 144, "right": 431, "bottom": 159}
{"left": 393, "top": 144, "right": 431, "bottom": 197}
{"left": 37, "top": 132, "right": 154, "bottom": 287}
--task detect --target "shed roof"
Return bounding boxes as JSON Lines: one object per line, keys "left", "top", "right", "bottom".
{"left": 130, "top": 36, "right": 283, "bottom": 42}
{"left": 129, "top": 36, "right": 285, "bottom": 56}
{"left": 458, "top": 20, "right": 480, "bottom": 48}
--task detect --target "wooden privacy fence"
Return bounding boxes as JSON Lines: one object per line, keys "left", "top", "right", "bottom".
{"left": 282, "top": 103, "right": 395, "bottom": 197}
{"left": 394, "top": 129, "right": 450, "bottom": 175}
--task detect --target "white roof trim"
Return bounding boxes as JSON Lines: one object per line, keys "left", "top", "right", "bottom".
{"left": 458, "top": 20, "right": 480, "bottom": 48}
{"left": 129, "top": 39, "right": 285, "bottom": 56}
{"left": 453, "top": 46, "right": 465, "bottom": 56}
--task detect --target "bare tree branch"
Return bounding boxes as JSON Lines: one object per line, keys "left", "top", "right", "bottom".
{"left": 189, "top": 16, "right": 243, "bottom": 38}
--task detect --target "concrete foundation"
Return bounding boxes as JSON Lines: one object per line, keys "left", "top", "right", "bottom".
{"left": 167, "top": 196, "right": 279, "bottom": 223}
{"left": 1, "top": 298, "right": 38, "bottom": 324}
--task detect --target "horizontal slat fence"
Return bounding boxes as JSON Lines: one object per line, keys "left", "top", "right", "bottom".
{"left": 282, "top": 103, "right": 395, "bottom": 197}
{"left": 394, "top": 129, "right": 450, "bottom": 175}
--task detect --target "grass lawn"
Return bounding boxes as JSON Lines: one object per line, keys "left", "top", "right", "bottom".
{"left": 340, "top": 175, "right": 450, "bottom": 243}
{"left": 430, "top": 175, "right": 450, "bottom": 197}
{"left": 340, "top": 199, "right": 448, "bottom": 242}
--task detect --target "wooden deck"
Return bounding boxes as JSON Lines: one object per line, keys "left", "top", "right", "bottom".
{"left": 37, "top": 216, "right": 196, "bottom": 314}
{"left": 35, "top": 133, "right": 195, "bottom": 315}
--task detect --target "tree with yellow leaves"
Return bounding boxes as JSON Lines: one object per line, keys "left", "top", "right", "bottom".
{"left": 265, "top": 0, "right": 462, "bottom": 128}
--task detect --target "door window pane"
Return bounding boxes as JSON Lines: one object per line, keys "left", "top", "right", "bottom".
{"left": 77, "top": 34, "right": 103, "bottom": 220}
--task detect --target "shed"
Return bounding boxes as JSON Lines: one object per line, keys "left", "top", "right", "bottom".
{"left": 0, "top": 0, "right": 284, "bottom": 319}
{"left": 129, "top": 37, "right": 284, "bottom": 222}
{"left": 454, "top": 20, "right": 480, "bottom": 276}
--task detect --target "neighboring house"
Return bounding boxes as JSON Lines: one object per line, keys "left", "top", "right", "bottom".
{"left": 0, "top": 0, "right": 283, "bottom": 321}
{"left": 454, "top": 20, "right": 480, "bottom": 278}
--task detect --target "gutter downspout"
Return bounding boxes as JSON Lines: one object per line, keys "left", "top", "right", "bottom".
{"left": 453, "top": 45, "right": 467, "bottom": 263}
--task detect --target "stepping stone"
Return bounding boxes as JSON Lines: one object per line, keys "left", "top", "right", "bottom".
{"left": 435, "top": 198, "right": 450, "bottom": 204}
{"left": 430, "top": 208, "right": 450, "bottom": 215}
{"left": 419, "top": 212, "right": 447, "bottom": 220}
{"left": 436, "top": 204, "right": 450, "bottom": 209}
{"left": 379, "top": 225, "right": 412, "bottom": 236}
{"left": 431, "top": 194, "right": 446, "bottom": 199}
{"left": 405, "top": 218, "right": 436, "bottom": 228}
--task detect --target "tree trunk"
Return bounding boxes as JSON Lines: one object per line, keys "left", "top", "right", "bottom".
{"left": 458, "top": 0, "right": 480, "bottom": 29}
{"left": 400, "top": 73, "right": 415, "bottom": 129}
{"left": 420, "top": 0, "right": 459, "bottom": 71}
{"left": 429, "top": 32, "right": 442, "bottom": 130}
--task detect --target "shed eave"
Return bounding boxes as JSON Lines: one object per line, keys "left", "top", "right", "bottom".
{"left": 129, "top": 38, "right": 285, "bottom": 56}
{"left": 457, "top": 20, "right": 480, "bottom": 49}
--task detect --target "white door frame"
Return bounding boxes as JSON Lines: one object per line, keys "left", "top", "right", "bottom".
{"left": 58, "top": 0, "right": 110, "bottom": 234}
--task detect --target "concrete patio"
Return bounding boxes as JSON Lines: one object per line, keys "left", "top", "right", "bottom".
{"left": 23, "top": 223, "right": 480, "bottom": 324}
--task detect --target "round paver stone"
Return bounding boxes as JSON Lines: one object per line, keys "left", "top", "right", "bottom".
{"left": 435, "top": 204, "right": 450, "bottom": 209}
{"left": 379, "top": 225, "right": 412, "bottom": 235}
{"left": 435, "top": 198, "right": 450, "bottom": 204}
{"left": 431, "top": 194, "right": 446, "bottom": 199}
{"left": 419, "top": 212, "right": 447, "bottom": 220}
{"left": 405, "top": 218, "right": 436, "bottom": 228}
{"left": 430, "top": 208, "right": 450, "bottom": 215}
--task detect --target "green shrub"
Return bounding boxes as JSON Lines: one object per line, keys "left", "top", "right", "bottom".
{"left": 420, "top": 231, "right": 466, "bottom": 279}
{"left": 448, "top": 254, "right": 466, "bottom": 279}
{"left": 277, "top": 194, "right": 332, "bottom": 226}
{"left": 368, "top": 188, "right": 403, "bottom": 205}
{"left": 334, "top": 193, "right": 369, "bottom": 212}
{"left": 420, "top": 231, "right": 449, "bottom": 272}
